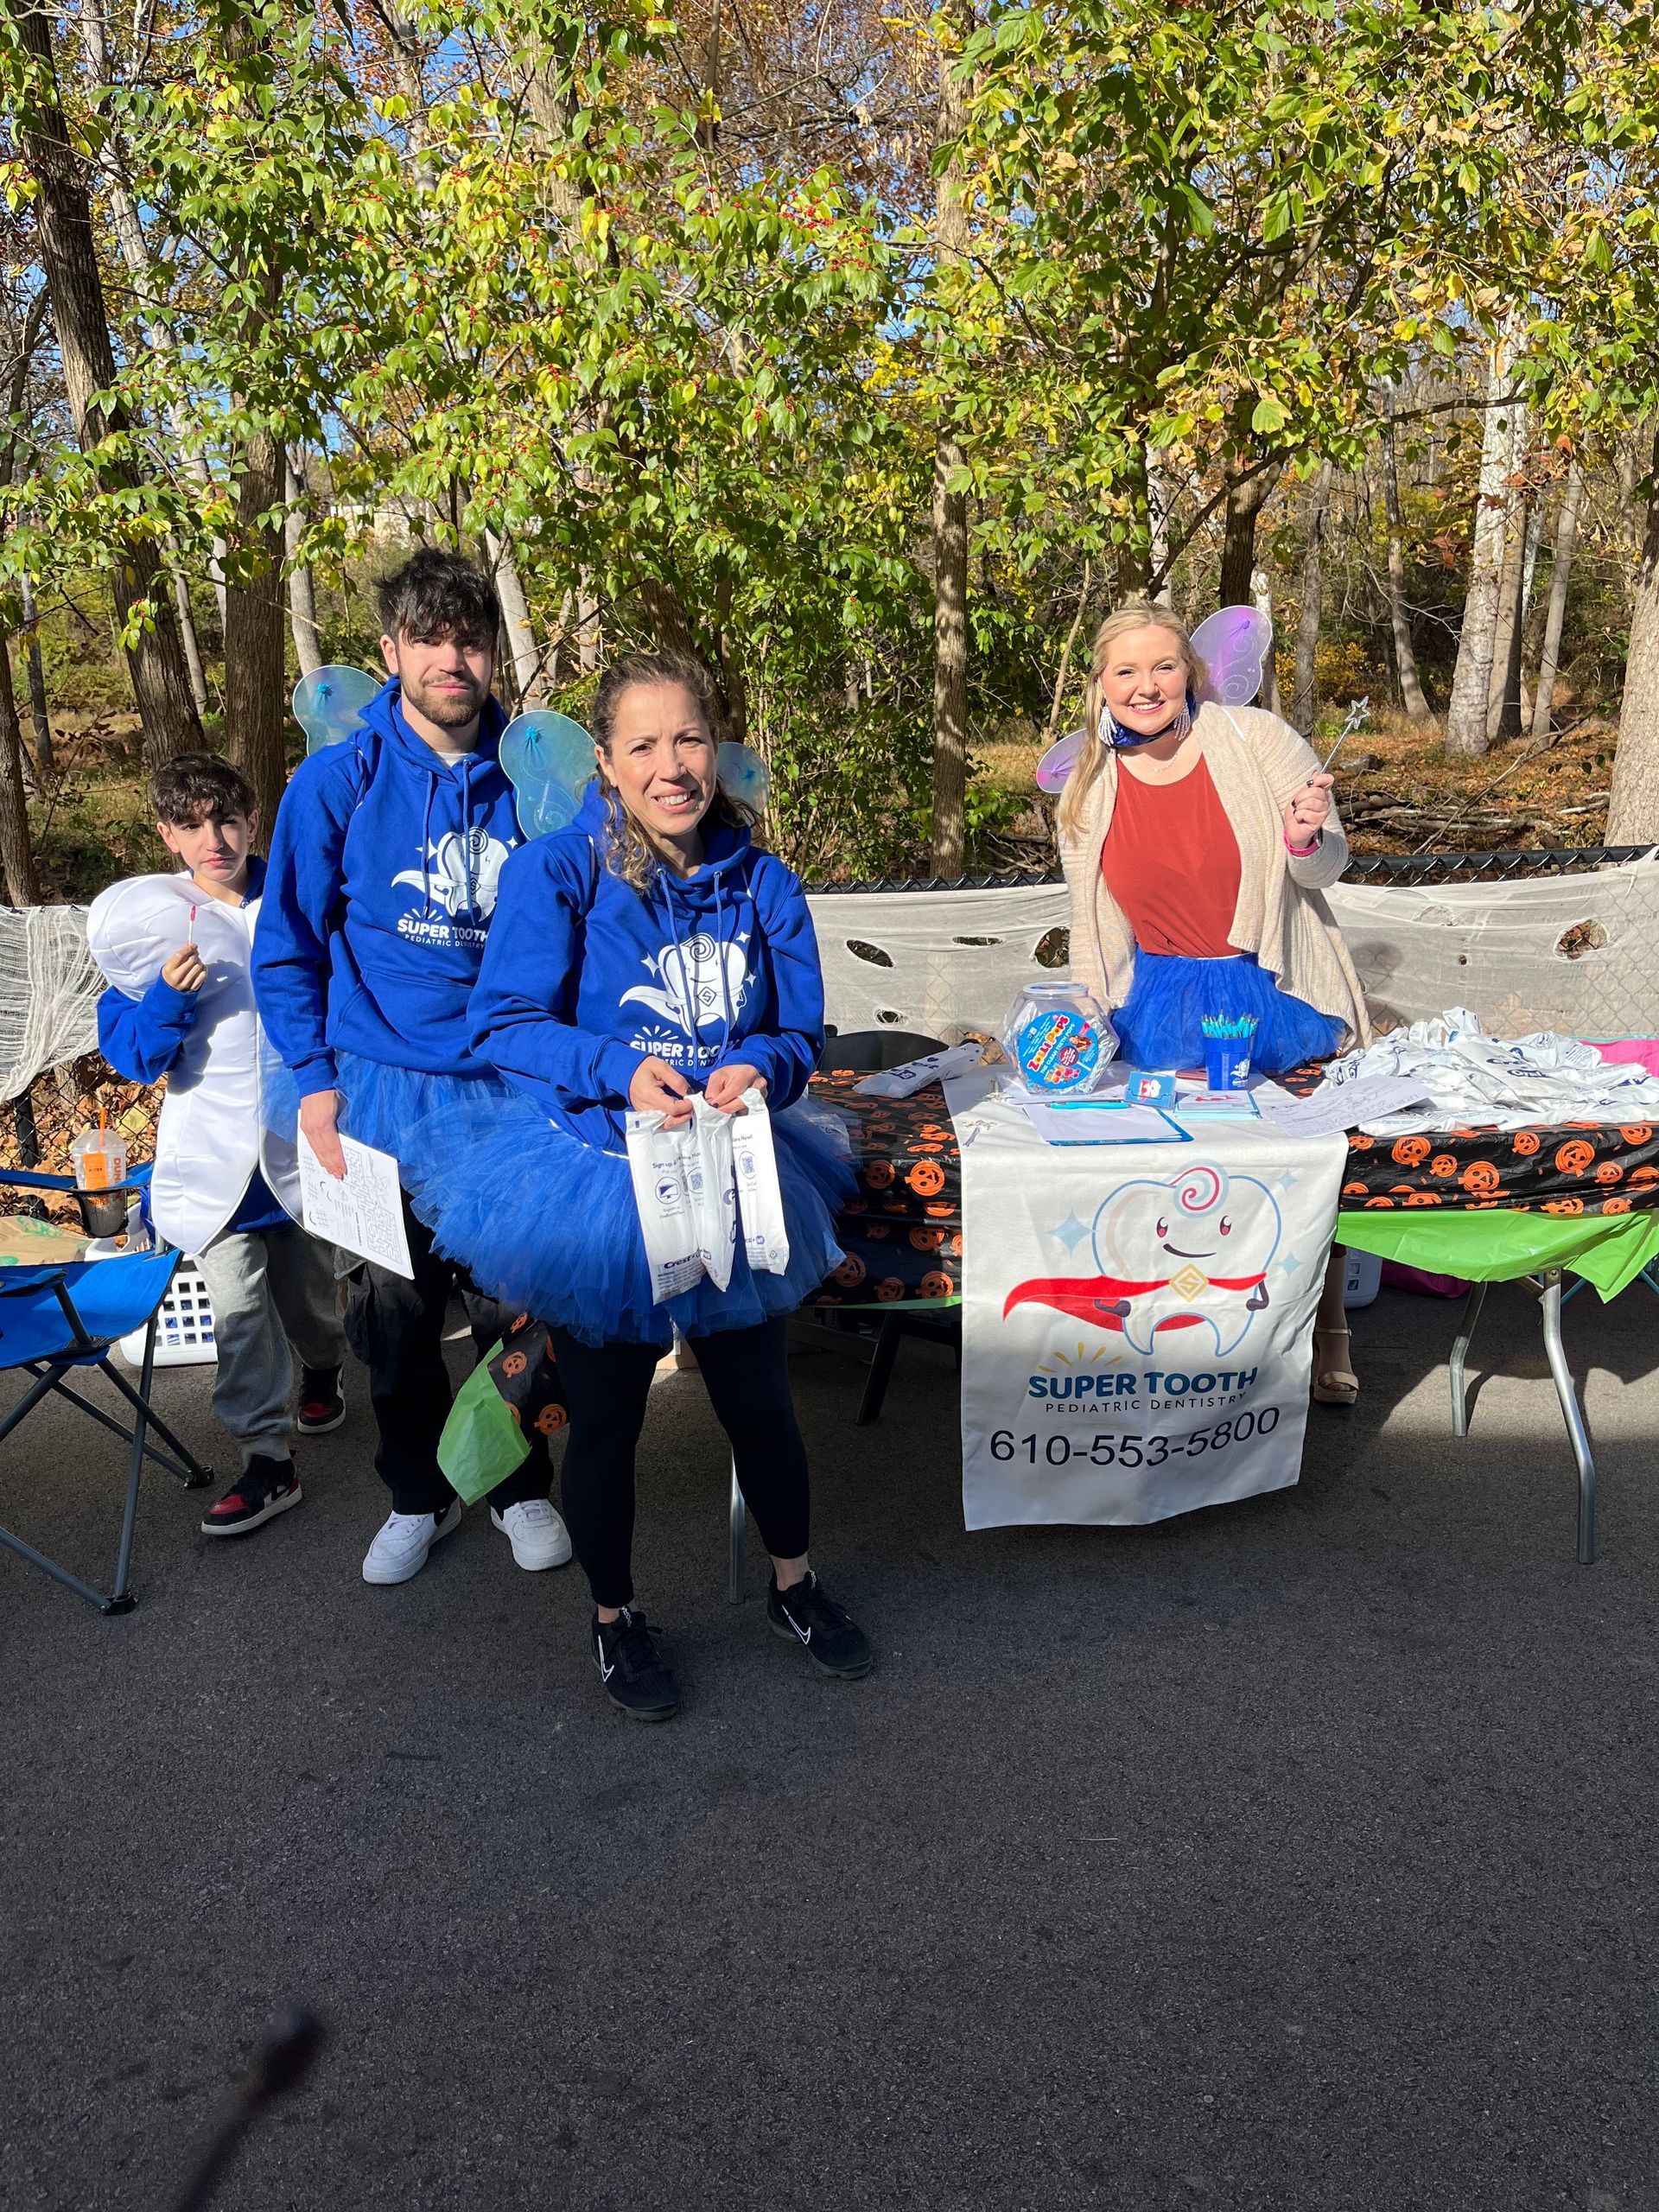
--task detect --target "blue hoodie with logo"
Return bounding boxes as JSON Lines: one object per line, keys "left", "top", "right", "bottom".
{"left": 252, "top": 682, "right": 520, "bottom": 1094}
{"left": 469, "top": 785, "right": 824, "bottom": 1151}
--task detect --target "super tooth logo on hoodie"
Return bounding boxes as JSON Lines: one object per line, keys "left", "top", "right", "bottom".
{"left": 620, "top": 930, "right": 753, "bottom": 1065}
{"left": 392, "top": 826, "right": 514, "bottom": 945}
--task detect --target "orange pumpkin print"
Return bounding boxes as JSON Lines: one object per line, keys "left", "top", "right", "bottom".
{"left": 1595, "top": 1161, "right": 1624, "bottom": 1186}
{"left": 832, "top": 1252, "right": 867, "bottom": 1289}
{"left": 918, "top": 1270, "right": 954, "bottom": 1300}
{"left": 501, "top": 1350, "right": 528, "bottom": 1378}
{"left": 1630, "top": 1166, "right": 1659, "bottom": 1189}
{"left": 1348, "top": 1133, "right": 1374, "bottom": 1151}
{"left": 507, "top": 1403, "right": 522, "bottom": 1426}
{"left": 1603, "top": 1197, "right": 1633, "bottom": 1213}
{"left": 512, "top": 1314, "right": 530, "bottom": 1332}
{"left": 910, "top": 1225, "right": 945, "bottom": 1251}
{"left": 1404, "top": 1192, "right": 1442, "bottom": 1206}
{"left": 925, "top": 1199, "right": 955, "bottom": 1218}
{"left": 907, "top": 1158, "right": 947, "bottom": 1198}
{"left": 1460, "top": 1160, "right": 1501, "bottom": 1196}
{"left": 1392, "top": 1135, "right": 1433, "bottom": 1167}
{"left": 949, "top": 1232, "right": 963, "bottom": 1256}
{"left": 1554, "top": 1139, "right": 1596, "bottom": 1176}
{"left": 1619, "top": 1124, "right": 1653, "bottom": 1146}
{"left": 1429, "top": 1154, "right": 1458, "bottom": 1179}
{"left": 1512, "top": 1131, "right": 1541, "bottom": 1156}
{"left": 1342, "top": 1181, "right": 1370, "bottom": 1198}
{"left": 866, "top": 1223, "right": 889, "bottom": 1240}
{"left": 1363, "top": 1197, "right": 1395, "bottom": 1208}
{"left": 875, "top": 1276, "right": 906, "bottom": 1301}
{"left": 1542, "top": 1198, "right": 1585, "bottom": 1216}
{"left": 537, "top": 1401, "right": 569, "bottom": 1434}
{"left": 863, "top": 1158, "right": 895, "bottom": 1191}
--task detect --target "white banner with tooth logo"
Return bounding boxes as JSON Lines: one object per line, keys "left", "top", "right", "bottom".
{"left": 946, "top": 1076, "right": 1347, "bottom": 1529}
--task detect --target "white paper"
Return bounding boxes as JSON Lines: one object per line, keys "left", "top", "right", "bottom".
{"left": 298, "top": 1131, "right": 413, "bottom": 1279}
{"left": 1021, "top": 1102, "right": 1192, "bottom": 1146}
{"left": 855, "top": 1042, "right": 987, "bottom": 1099}
{"left": 1255, "top": 1072, "right": 1431, "bottom": 1140}
{"left": 730, "top": 1090, "right": 790, "bottom": 1274}
{"left": 626, "top": 1112, "right": 704, "bottom": 1303}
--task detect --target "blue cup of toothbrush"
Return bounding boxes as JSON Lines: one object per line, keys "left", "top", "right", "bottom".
{"left": 1201, "top": 1012, "right": 1258, "bottom": 1090}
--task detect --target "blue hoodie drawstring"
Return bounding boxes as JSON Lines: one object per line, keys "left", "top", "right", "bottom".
{"left": 418, "top": 776, "right": 435, "bottom": 918}
{"left": 659, "top": 861, "right": 744, "bottom": 1075}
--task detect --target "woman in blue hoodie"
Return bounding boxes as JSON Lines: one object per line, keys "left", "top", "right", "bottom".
{"left": 405, "top": 651, "right": 870, "bottom": 1720}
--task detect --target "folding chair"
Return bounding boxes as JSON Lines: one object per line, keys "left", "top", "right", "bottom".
{"left": 0, "top": 1169, "right": 214, "bottom": 1613}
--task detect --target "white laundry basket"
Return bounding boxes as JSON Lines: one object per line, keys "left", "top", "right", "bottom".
{"left": 1343, "top": 1248, "right": 1382, "bottom": 1309}
{"left": 116, "top": 1255, "right": 219, "bottom": 1367}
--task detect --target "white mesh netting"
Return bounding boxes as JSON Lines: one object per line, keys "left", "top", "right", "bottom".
{"left": 0, "top": 906, "right": 101, "bottom": 1101}
{"left": 4, "top": 860, "right": 1657, "bottom": 1105}
{"left": 808, "top": 854, "right": 1659, "bottom": 1042}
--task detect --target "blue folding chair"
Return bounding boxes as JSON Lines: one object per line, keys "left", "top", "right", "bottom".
{"left": 0, "top": 1166, "right": 214, "bottom": 1614}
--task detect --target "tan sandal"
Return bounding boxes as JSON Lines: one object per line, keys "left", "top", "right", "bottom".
{"left": 1312, "top": 1324, "right": 1359, "bottom": 1406}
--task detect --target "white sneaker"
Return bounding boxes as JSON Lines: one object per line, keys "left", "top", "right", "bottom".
{"left": 491, "top": 1497, "right": 573, "bottom": 1571}
{"left": 361, "top": 1501, "right": 463, "bottom": 1586}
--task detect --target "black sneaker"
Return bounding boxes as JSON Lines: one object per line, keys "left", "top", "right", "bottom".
{"left": 767, "top": 1572, "right": 873, "bottom": 1679}
{"left": 201, "top": 1456, "right": 302, "bottom": 1538}
{"left": 592, "top": 1609, "right": 680, "bottom": 1721}
{"left": 296, "top": 1367, "right": 346, "bottom": 1435}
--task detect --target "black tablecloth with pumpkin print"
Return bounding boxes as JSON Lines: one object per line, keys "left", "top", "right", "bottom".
{"left": 808, "top": 1067, "right": 1659, "bottom": 1312}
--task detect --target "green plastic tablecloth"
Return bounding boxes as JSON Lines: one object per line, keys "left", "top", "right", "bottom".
{"left": 1338, "top": 1206, "right": 1659, "bottom": 1300}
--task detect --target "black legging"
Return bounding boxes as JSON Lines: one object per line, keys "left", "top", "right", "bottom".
{"left": 549, "top": 1315, "right": 810, "bottom": 1607}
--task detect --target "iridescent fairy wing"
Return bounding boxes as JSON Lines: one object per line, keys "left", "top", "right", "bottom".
{"left": 1189, "top": 606, "right": 1274, "bottom": 707}
{"left": 1035, "top": 727, "right": 1088, "bottom": 795}
{"left": 716, "top": 741, "right": 772, "bottom": 810}
{"left": 499, "top": 710, "right": 595, "bottom": 837}
{"left": 291, "top": 665, "right": 380, "bottom": 755}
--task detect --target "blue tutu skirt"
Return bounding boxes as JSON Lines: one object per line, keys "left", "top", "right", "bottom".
{"left": 1114, "top": 950, "right": 1344, "bottom": 1075}
{"left": 259, "top": 1051, "right": 514, "bottom": 1171}
{"left": 398, "top": 1089, "right": 852, "bottom": 1349}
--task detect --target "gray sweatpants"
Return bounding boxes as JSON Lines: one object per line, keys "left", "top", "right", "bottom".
{"left": 194, "top": 1224, "right": 348, "bottom": 1466}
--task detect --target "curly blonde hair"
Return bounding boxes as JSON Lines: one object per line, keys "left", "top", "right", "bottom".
{"left": 590, "top": 651, "right": 758, "bottom": 893}
{"left": 1056, "top": 604, "right": 1206, "bottom": 841}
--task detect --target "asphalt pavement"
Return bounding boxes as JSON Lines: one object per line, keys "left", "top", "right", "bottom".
{"left": 3, "top": 1284, "right": 1657, "bottom": 2212}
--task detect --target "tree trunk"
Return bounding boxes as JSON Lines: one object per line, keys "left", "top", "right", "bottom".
{"left": 1250, "top": 569, "right": 1285, "bottom": 715}
{"left": 10, "top": 0, "right": 202, "bottom": 765}
{"left": 929, "top": 9, "right": 971, "bottom": 876}
{"left": 1147, "top": 461, "right": 1174, "bottom": 606}
{"left": 1218, "top": 398, "right": 1284, "bottom": 607}
{"left": 1530, "top": 462, "right": 1584, "bottom": 743}
{"left": 1443, "top": 325, "right": 1522, "bottom": 760}
{"left": 1382, "top": 406, "right": 1432, "bottom": 721}
{"left": 169, "top": 562, "right": 211, "bottom": 717}
{"left": 1485, "top": 493, "right": 1531, "bottom": 747}
{"left": 1042, "top": 561, "right": 1093, "bottom": 749}
{"left": 0, "top": 646, "right": 40, "bottom": 902}
{"left": 16, "top": 571, "right": 52, "bottom": 779}
{"left": 223, "top": 424, "right": 288, "bottom": 840}
{"left": 485, "top": 531, "right": 544, "bottom": 702}
{"left": 284, "top": 451, "right": 323, "bottom": 677}
{"left": 1292, "top": 462, "right": 1332, "bottom": 734}
{"left": 1607, "top": 430, "right": 1659, "bottom": 843}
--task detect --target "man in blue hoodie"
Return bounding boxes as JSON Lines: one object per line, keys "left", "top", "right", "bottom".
{"left": 253, "top": 549, "right": 570, "bottom": 1587}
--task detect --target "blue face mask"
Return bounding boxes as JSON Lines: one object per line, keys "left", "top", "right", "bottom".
{"left": 1104, "top": 690, "right": 1198, "bottom": 750}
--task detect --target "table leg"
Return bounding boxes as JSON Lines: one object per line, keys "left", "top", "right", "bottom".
{"left": 1448, "top": 1281, "right": 1488, "bottom": 1437}
{"left": 1537, "top": 1268, "right": 1597, "bottom": 1566}
{"left": 728, "top": 1451, "right": 746, "bottom": 1604}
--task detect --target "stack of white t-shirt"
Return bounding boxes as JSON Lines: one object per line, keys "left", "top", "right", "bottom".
{"left": 1321, "top": 1008, "right": 1659, "bottom": 1135}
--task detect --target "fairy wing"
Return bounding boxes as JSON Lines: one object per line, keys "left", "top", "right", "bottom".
{"left": 1189, "top": 606, "right": 1274, "bottom": 707}
{"left": 291, "top": 665, "right": 381, "bottom": 756}
{"left": 499, "top": 710, "right": 594, "bottom": 837}
{"left": 1035, "top": 728, "right": 1088, "bottom": 795}
{"left": 716, "top": 741, "right": 771, "bottom": 811}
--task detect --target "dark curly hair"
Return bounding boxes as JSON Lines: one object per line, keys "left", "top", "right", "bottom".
{"left": 150, "top": 752, "right": 257, "bottom": 828}
{"left": 375, "top": 547, "right": 500, "bottom": 646}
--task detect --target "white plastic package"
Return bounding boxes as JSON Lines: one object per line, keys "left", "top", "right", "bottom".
{"left": 625, "top": 1096, "right": 744, "bottom": 1305}
{"left": 730, "top": 1088, "right": 790, "bottom": 1275}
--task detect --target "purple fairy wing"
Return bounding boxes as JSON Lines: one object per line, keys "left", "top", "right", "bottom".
{"left": 1035, "top": 727, "right": 1088, "bottom": 795}
{"left": 1190, "top": 606, "right": 1274, "bottom": 706}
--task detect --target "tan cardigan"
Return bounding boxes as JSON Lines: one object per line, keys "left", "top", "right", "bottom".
{"left": 1058, "top": 702, "right": 1371, "bottom": 1049}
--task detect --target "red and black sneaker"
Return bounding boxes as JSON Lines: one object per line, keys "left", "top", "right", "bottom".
{"left": 296, "top": 1366, "right": 346, "bottom": 1436}
{"left": 200, "top": 1456, "right": 302, "bottom": 1538}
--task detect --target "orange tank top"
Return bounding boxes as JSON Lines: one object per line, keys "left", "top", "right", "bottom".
{"left": 1101, "top": 754, "right": 1242, "bottom": 960}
